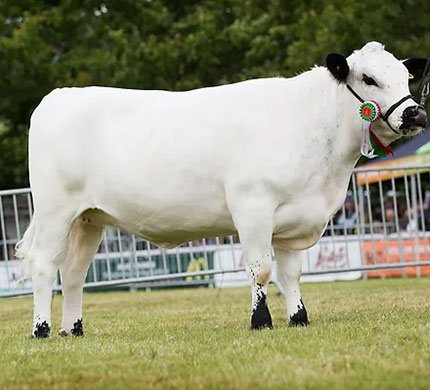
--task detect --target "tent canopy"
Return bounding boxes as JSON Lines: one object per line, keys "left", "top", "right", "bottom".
{"left": 366, "top": 127, "right": 430, "bottom": 162}
{"left": 357, "top": 127, "right": 430, "bottom": 185}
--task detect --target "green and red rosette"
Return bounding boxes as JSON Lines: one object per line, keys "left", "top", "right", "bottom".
{"left": 359, "top": 101, "right": 381, "bottom": 122}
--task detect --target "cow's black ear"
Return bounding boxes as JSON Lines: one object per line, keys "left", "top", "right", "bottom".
{"left": 326, "top": 53, "right": 349, "bottom": 82}
{"left": 403, "top": 58, "right": 428, "bottom": 83}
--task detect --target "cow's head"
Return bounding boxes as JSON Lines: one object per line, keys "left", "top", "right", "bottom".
{"left": 326, "top": 42, "right": 427, "bottom": 140}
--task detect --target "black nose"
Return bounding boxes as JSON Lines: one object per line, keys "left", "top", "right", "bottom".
{"left": 402, "top": 105, "right": 427, "bottom": 127}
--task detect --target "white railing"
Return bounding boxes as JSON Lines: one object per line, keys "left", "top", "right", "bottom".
{"left": 1, "top": 163, "right": 430, "bottom": 296}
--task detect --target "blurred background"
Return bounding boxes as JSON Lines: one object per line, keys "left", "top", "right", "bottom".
{"left": 0, "top": 0, "right": 429, "bottom": 190}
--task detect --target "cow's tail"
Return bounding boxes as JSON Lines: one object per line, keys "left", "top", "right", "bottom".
{"left": 14, "top": 217, "right": 36, "bottom": 283}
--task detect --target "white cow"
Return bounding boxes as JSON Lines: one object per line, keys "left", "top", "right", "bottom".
{"left": 16, "top": 42, "right": 427, "bottom": 337}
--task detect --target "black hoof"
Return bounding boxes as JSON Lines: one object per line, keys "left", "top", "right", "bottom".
{"left": 288, "top": 301, "right": 309, "bottom": 327}
{"left": 71, "top": 319, "right": 84, "bottom": 337}
{"left": 251, "top": 293, "right": 273, "bottom": 330}
{"left": 59, "top": 319, "right": 84, "bottom": 337}
{"left": 33, "top": 321, "right": 51, "bottom": 338}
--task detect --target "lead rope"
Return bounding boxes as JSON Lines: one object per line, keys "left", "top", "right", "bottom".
{"left": 418, "top": 56, "right": 430, "bottom": 106}
{"left": 421, "top": 83, "right": 430, "bottom": 106}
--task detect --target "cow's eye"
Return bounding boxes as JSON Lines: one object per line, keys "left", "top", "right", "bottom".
{"left": 362, "top": 74, "right": 379, "bottom": 87}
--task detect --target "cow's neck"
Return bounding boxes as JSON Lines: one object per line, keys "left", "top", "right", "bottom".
{"left": 335, "top": 83, "right": 363, "bottom": 165}
{"left": 311, "top": 68, "right": 363, "bottom": 167}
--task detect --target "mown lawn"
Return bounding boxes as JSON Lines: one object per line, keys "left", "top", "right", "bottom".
{"left": 0, "top": 278, "right": 429, "bottom": 389}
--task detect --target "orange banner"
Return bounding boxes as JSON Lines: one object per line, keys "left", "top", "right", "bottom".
{"left": 356, "top": 153, "right": 430, "bottom": 185}
{"left": 363, "top": 238, "right": 430, "bottom": 277}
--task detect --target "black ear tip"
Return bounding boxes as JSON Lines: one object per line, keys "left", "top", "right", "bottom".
{"left": 326, "top": 53, "right": 339, "bottom": 67}
{"left": 326, "top": 53, "right": 338, "bottom": 61}
{"left": 326, "top": 53, "right": 344, "bottom": 64}
{"left": 326, "top": 53, "right": 349, "bottom": 82}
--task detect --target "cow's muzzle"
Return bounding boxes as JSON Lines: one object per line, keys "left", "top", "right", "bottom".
{"left": 346, "top": 85, "right": 423, "bottom": 135}
{"left": 400, "top": 105, "right": 428, "bottom": 131}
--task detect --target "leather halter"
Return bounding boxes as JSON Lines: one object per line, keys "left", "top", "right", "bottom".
{"left": 346, "top": 84, "right": 416, "bottom": 135}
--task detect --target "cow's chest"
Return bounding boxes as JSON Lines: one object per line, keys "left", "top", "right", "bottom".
{"left": 272, "top": 172, "right": 350, "bottom": 250}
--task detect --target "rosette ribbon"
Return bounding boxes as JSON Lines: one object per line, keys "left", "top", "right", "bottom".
{"left": 359, "top": 101, "right": 393, "bottom": 158}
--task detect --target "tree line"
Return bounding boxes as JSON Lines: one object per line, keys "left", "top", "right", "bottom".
{"left": 1, "top": 0, "right": 429, "bottom": 189}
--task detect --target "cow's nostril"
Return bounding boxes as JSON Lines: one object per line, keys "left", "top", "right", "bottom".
{"left": 400, "top": 105, "right": 427, "bottom": 129}
{"left": 403, "top": 106, "right": 419, "bottom": 119}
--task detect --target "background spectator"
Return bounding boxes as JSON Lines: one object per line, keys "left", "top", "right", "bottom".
{"left": 335, "top": 197, "right": 357, "bottom": 234}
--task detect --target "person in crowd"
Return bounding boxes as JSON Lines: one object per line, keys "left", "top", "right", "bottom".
{"left": 371, "top": 207, "right": 384, "bottom": 234}
{"left": 383, "top": 203, "right": 398, "bottom": 234}
{"left": 335, "top": 196, "right": 357, "bottom": 234}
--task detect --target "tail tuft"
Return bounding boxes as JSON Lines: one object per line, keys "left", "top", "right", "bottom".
{"left": 15, "top": 218, "right": 36, "bottom": 282}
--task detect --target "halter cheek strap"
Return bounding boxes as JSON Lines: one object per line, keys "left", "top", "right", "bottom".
{"left": 347, "top": 85, "right": 365, "bottom": 103}
{"left": 381, "top": 94, "right": 415, "bottom": 123}
{"left": 346, "top": 84, "right": 416, "bottom": 135}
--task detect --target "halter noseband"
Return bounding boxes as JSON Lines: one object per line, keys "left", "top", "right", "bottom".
{"left": 346, "top": 84, "right": 416, "bottom": 135}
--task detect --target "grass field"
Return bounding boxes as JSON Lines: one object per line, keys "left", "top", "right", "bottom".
{"left": 0, "top": 279, "right": 429, "bottom": 389}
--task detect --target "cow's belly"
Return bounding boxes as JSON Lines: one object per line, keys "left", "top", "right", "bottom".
{"left": 125, "top": 206, "right": 237, "bottom": 248}
{"left": 83, "top": 207, "right": 237, "bottom": 248}
{"left": 83, "top": 179, "right": 238, "bottom": 248}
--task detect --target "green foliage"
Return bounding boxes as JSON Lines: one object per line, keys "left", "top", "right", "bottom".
{"left": 0, "top": 0, "right": 429, "bottom": 188}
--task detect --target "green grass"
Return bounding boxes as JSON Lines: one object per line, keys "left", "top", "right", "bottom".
{"left": 0, "top": 279, "right": 429, "bottom": 389}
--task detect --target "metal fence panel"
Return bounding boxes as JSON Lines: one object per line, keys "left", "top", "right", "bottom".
{"left": 1, "top": 164, "right": 430, "bottom": 296}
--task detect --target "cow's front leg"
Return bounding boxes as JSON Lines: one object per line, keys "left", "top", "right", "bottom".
{"left": 248, "top": 251, "right": 273, "bottom": 330}
{"left": 274, "top": 247, "right": 309, "bottom": 327}
{"left": 230, "top": 198, "right": 274, "bottom": 329}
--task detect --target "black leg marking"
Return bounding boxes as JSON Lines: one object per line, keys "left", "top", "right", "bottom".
{"left": 33, "top": 321, "right": 50, "bottom": 338}
{"left": 288, "top": 299, "right": 309, "bottom": 327}
{"left": 251, "top": 291, "right": 273, "bottom": 330}
{"left": 71, "top": 319, "right": 84, "bottom": 336}
{"left": 58, "top": 319, "right": 84, "bottom": 337}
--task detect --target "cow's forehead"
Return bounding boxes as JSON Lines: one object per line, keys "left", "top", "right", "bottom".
{"left": 347, "top": 41, "right": 408, "bottom": 80}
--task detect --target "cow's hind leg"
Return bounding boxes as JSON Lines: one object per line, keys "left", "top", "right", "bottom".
{"left": 274, "top": 247, "right": 309, "bottom": 327}
{"left": 30, "top": 212, "right": 74, "bottom": 338}
{"left": 59, "top": 216, "right": 103, "bottom": 336}
{"left": 230, "top": 198, "right": 274, "bottom": 330}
